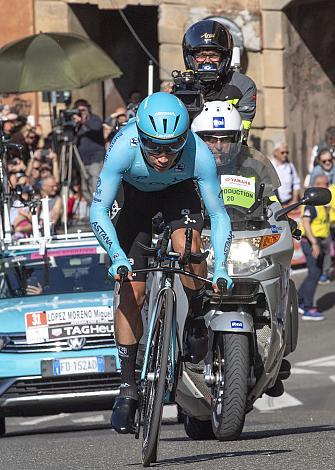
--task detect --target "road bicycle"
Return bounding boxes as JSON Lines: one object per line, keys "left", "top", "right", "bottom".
{"left": 117, "top": 226, "right": 226, "bottom": 467}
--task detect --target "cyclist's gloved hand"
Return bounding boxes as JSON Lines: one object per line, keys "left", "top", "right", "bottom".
{"left": 213, "top": 267, "right": 234, "bottom": 291}
{"left": 108, "top": 256, "right": 132, "bottom": 279}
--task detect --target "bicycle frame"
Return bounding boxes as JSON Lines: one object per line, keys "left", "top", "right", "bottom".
{"left": 140, "top": 283, "right": 177, "bottom": 390}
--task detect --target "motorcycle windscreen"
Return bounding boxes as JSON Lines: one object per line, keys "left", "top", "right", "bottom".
{"left": 216, "top": 145, "right": 281, "bottom": 219}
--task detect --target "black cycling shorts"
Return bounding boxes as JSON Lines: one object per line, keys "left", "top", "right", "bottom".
{"left": 113, "top": 180, "right": 203, "bottom": 281}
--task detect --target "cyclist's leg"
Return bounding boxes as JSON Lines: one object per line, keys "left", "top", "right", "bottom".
{"left": 112, "top": 183, "right": 158, "bottom": 433}
{"left": 163, "top": 182, "right": 207, "bottom": 373}
{"left": 162, "top": 180, "right": 206, "bottom": 312}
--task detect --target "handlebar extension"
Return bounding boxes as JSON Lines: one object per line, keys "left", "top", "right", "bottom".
{"left": 158, "top": 226, "right": 171, "bottom": 259}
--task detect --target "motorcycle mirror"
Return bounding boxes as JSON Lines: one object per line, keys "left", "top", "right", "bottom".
{"left": 303, "top": 187, "right": 331, "bottom": 206}
{"left": 274, "top": 187, "right": 332, "bottom": 221}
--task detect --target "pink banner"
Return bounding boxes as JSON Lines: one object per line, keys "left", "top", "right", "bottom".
{"left": 31, "top": 247, "right": 98, "bottom": 259}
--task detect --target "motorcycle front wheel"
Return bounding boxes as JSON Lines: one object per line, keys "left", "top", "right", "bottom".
{"left": 211, "top": 333, "right": 249, "bottom": 441}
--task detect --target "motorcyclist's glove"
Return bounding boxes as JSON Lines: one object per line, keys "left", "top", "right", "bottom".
{"left": 213, "top": 267, "right": 234, "bottom": 291}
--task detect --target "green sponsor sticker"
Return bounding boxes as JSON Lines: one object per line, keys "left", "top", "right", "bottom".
{"left": 220, "top": 175, "right": 256, "bottom": 209}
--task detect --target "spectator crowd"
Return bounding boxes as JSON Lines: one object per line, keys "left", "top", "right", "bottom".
{"left": 0, "top": 91, "right": 145, "bottom": 239}
{"left": 269, "top": 126, "right": 335, "bottom": 321}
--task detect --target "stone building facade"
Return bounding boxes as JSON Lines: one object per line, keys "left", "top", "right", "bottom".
{"left": 0, "top": 0, "right": 334, "bottom": 176}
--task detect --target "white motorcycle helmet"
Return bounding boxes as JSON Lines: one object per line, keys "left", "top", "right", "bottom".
{"left": 191, "top": 101, "right": 243, "bottom": 165}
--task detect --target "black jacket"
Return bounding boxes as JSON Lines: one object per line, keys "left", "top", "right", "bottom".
{"left": 76, "top": 114, "right": 105, "bottom": 165}
{"left": 203, "top": 71, "right": 257, "bottom": 132}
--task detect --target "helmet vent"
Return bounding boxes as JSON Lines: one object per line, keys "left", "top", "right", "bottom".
{"left": 173, "top": 115, "right": 180, "bottom": 132}
{"left": 163, "top": 118, "right": 167, "bottom": 133}
{"left": 149, "top": 115, "right": 157, "bottom": 132}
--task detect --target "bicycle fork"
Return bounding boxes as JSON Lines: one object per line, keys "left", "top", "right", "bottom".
{"left": 134, "top": 286, "right": 179, "bottom": 439}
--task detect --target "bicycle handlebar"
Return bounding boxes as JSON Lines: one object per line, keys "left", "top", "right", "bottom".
{"left": 117, "top": 265, "right": 129, "bottom": 284}
{"left": 216, "top": 277, "right": 228, "bottom": 292}
{"left": 136, "top": 226, "right": 208, "bottom": 265}
{"left": 115, "top": 226, "right": 226, "bottom": 294}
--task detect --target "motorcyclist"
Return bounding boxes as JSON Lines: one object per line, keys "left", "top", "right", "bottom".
{"left": 182, "top": 19, "right": 257, "bottom": 141}
{"left": 191, "top": 100, "right": 293, "bottom": 397}
{"left": 90, "top": 92, "right": 234, "bottom": 434}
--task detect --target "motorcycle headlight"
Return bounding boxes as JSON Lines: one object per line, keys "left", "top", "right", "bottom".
{"left": 228, "top": 238, "right": 271, "bottom": 275}
{"left": 201, "top": 236, "right": 272, "bottom": 276}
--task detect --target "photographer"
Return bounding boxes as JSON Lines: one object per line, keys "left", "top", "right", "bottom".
{"left": 103, "top": 106, "right": 128, "bottom": 149}
{"left": 71, "top": 99, "right": 105, "bottom": 202}
{"left": 6, "top": 155, "right": 26, "bottom": 179}
{"left": 178, "top": 19, "right": 257, "bottom": 140}
{"left": 26, "top": 149, "right": 59, "bottom": 187}
{"left": 9, "top": 175, "right": 34, "bottom": 240}
{"left": 1, "top": 112, "right": 18, "bottom": 139}
{"left": 11, "top": 127, "right": 41, "bottom": 165}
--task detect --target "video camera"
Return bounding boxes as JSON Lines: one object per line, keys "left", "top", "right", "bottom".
{"left": 58, "top": 108, "right": 81, "bottom": 129}
{"left": 172, "top": 64, "right": 219, "bottom": 114}
{"left": 56, "top": 108, "right": 81, "bottom": 143}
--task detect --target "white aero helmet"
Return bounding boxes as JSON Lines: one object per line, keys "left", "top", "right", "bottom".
{"left": 191, "top": 101, "right": 243, "bottom": 165}
{"left": 191, "top": 101, "right": 243, "bottom": 139}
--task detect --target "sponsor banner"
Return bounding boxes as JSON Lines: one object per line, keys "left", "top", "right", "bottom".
{"left": 25, "top": 306, "right": 113, "bottom": 344}
{"left": 49, "top": 323, "right": 113, "bottom": 340}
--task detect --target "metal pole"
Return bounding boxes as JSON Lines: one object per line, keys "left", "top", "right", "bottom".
{"left": 148, "top": 60, "right": 154, "bottom": 96}
{"left": 41, "top": 197, "right": 51, "bottom": 238}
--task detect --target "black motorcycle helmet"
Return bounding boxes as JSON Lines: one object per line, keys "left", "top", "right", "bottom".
{"left": 182, "top": 20, "right": 234, "bottom": 80}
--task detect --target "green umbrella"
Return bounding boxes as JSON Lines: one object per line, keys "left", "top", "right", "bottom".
{"left": 0, "top": 32, "right": 122, "bottom": 93}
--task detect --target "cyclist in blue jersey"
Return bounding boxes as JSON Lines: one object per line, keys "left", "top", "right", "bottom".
{"left": 90, "top": 92, "right": 233, "bottom": 434}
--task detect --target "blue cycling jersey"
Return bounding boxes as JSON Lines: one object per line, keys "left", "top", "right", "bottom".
{"left": 90, "top": 118, "right": 232, "bottom": 277}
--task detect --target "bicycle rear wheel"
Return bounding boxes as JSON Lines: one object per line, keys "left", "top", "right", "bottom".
{"left": 142, "top": 288, "right": 174, "bottom": 467}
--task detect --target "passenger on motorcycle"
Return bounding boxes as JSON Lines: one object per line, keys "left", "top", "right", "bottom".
{"left": 90, "top": 92, "right": 233, "bottom": 434}
{"left": 191, "top": 100, "right": 243, "bottom": 167}
{"left": 191, "top": 101, "right": 275, "bottom": 191}
{"left": 182, "top": 19, "right": 257, "bottom": 140}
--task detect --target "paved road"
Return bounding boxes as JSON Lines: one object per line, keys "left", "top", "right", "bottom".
{"left": 1, "top": 270, "right": 335, "bottom": 470}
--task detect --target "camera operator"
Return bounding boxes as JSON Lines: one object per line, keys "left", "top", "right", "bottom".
{"left": 179, "top": 19, "right": 257, "bottom": 141}
{"left": 71, "top": 99, "right": 105, "bottom": 202}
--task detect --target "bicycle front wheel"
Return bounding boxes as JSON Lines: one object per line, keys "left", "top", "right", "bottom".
{"left": 142, "top": 288, "right": 174, "bottom": 467}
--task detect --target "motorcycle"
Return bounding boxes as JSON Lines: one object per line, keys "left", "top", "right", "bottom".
{"left": 167, "top": 145, "right": 330, "bottom": 441}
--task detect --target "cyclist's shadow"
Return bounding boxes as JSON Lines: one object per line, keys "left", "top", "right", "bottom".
{"left": 129, "top": 449, "right": 290, "bottom": 467}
